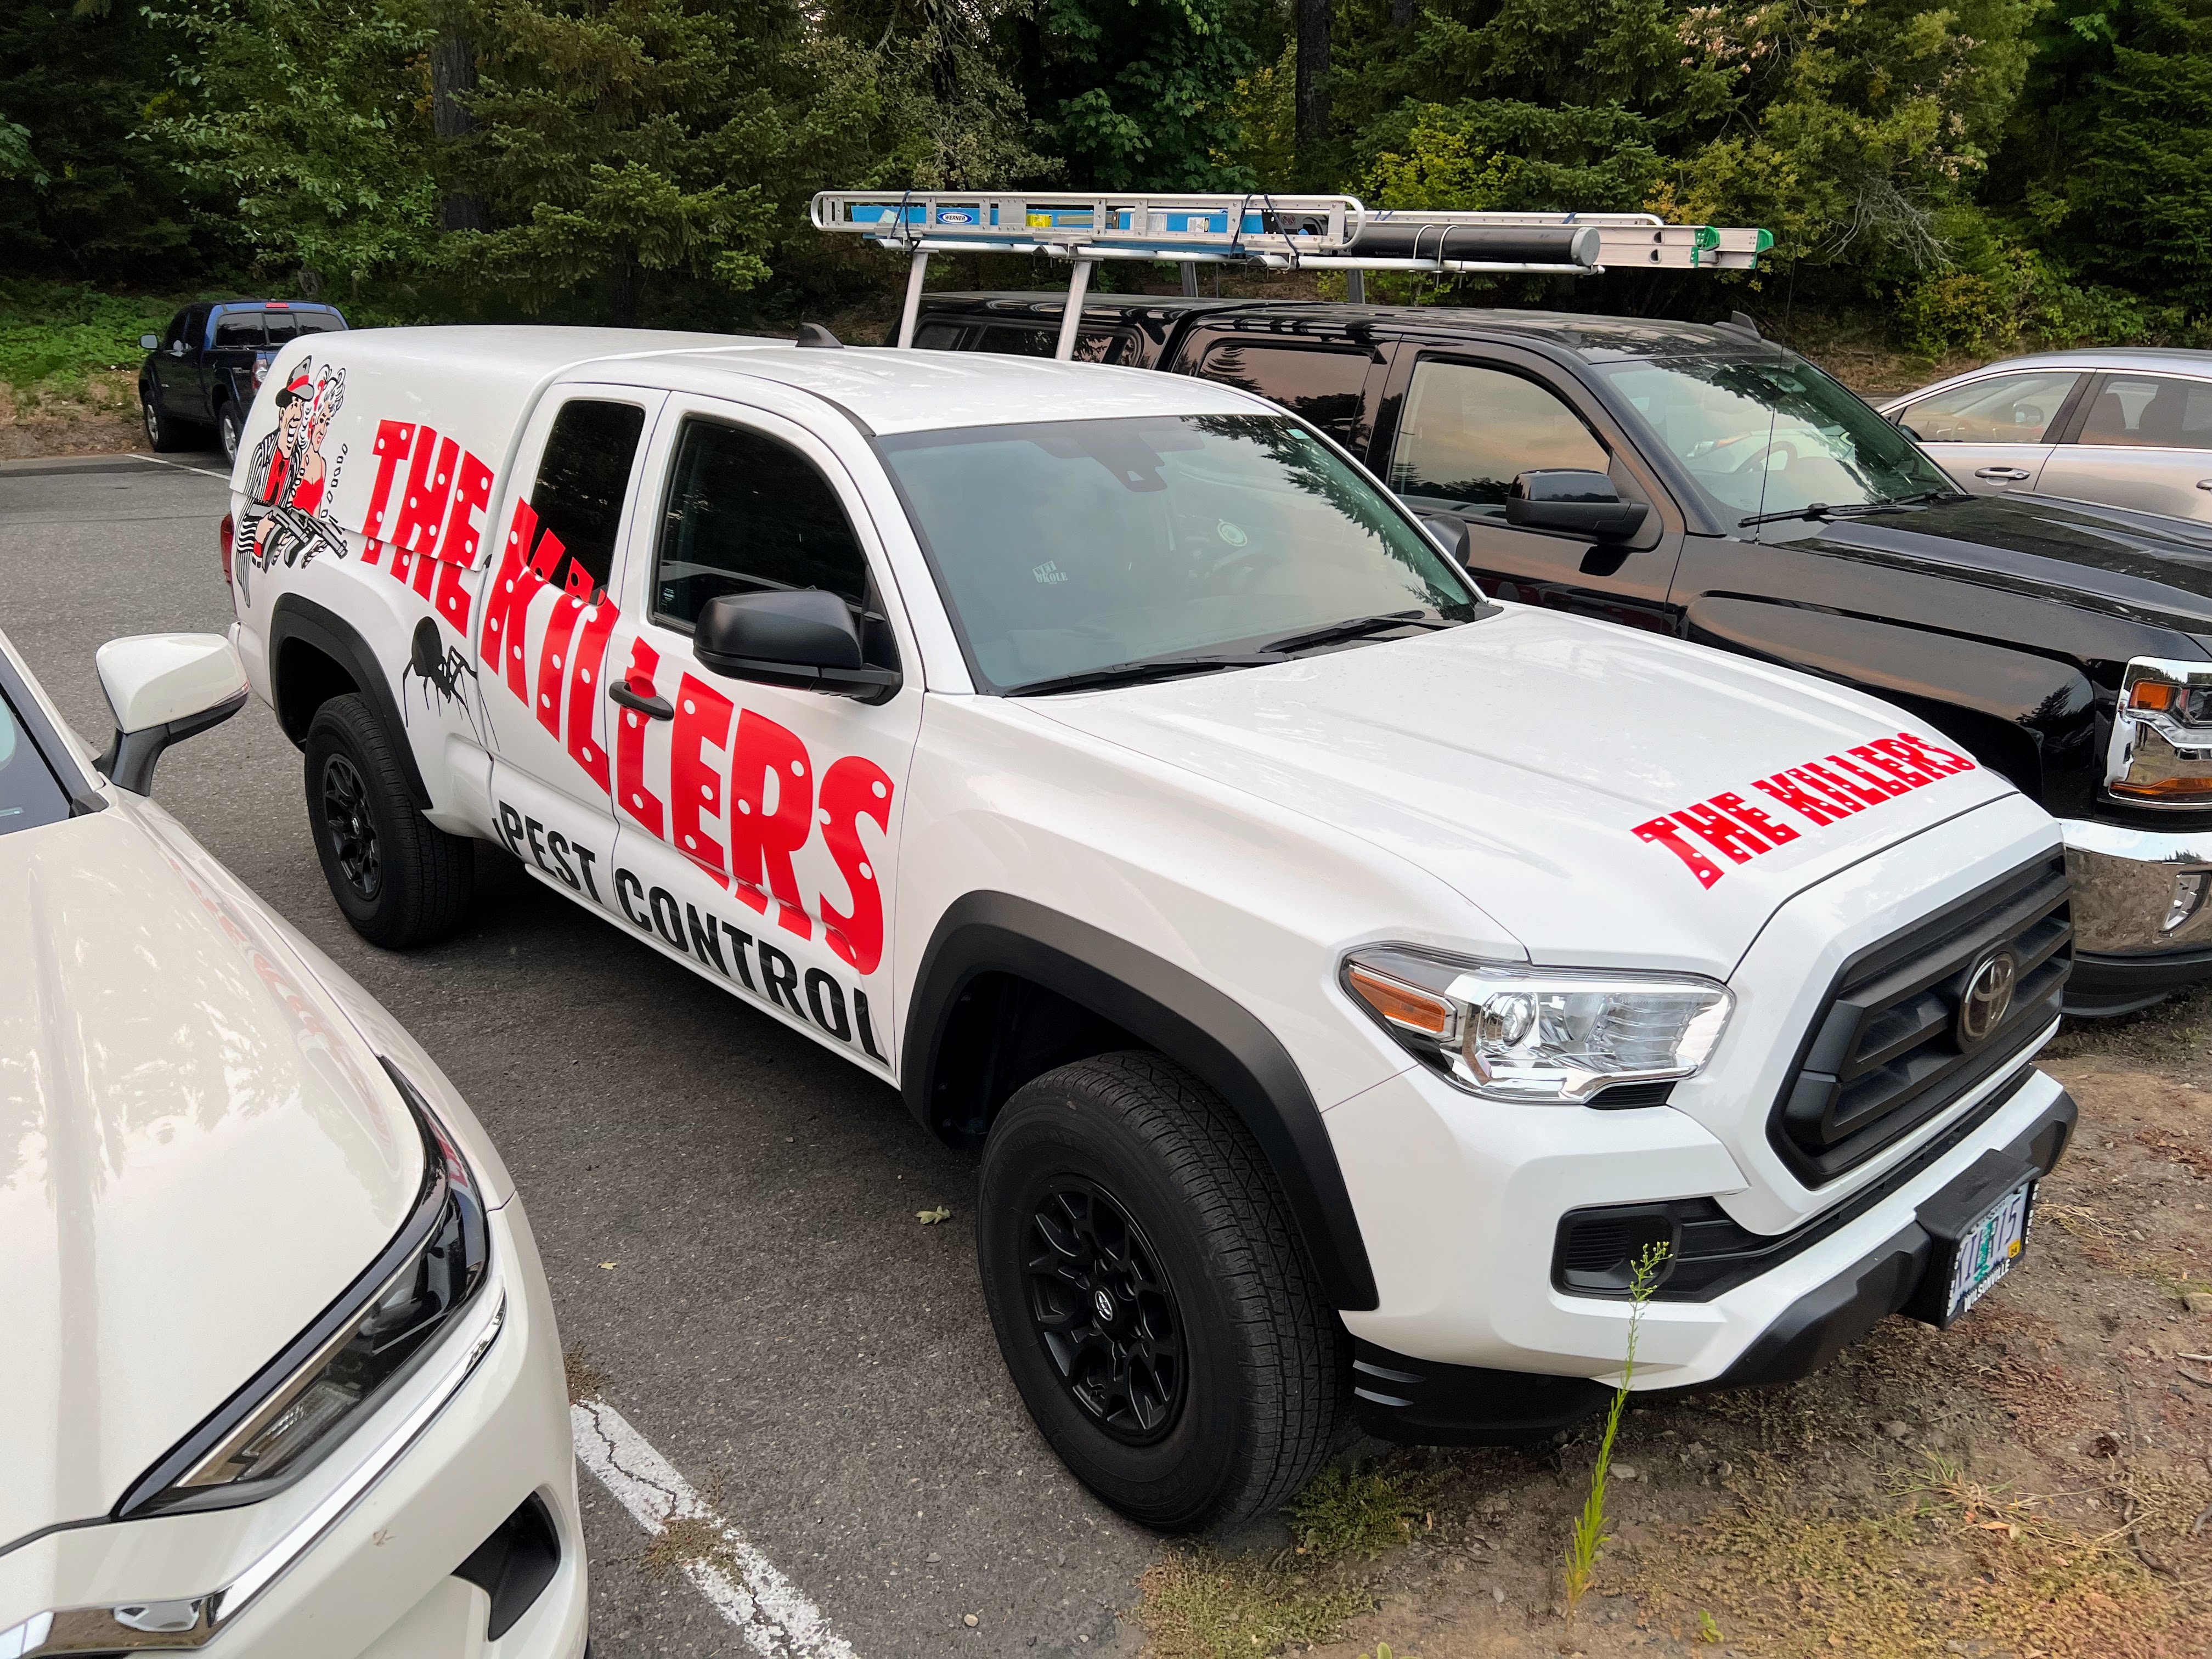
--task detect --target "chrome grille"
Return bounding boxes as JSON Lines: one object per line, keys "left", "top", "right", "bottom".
{"left": 1770, "top": 853, "right": 2070, "bottom": 1186}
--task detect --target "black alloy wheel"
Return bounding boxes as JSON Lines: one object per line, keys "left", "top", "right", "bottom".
{"left": 1023, "top": 1176, "right": 1187, "bottom": 1444}
{"left": 319, "top": 751, "right": 381, "bottom": 900}
{"left": 979, "top": 1052, "right": 1345, "bottom": 1531}
{"left": 302, "top": 694, "right": 473, "bottom": 947}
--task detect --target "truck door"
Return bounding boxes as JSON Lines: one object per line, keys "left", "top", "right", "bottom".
{"left": 154, "top": 305, "right": 208, "bottom": 417}
{"left": 477, "top": 387, "right": 665, "bottom": 920}
{"left": 1373, "top": 346, "right": 1683, "bottom": 633}
{"left": 596, "top": 396, "right": 921, "bottom": 1078}
{"left": 201, "top": 310, "right": 264, "bottom": 420}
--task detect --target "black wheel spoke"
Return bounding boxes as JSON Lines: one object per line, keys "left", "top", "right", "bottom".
{"left": 321, "top": 753, "right": 382, "bottom": 900}
{"left": 1018, "top": 1173, "right": 1187, "bottom": 1446}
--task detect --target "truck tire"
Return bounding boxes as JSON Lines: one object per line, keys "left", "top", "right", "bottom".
{"left": 217, "top": 401, "right": 244, "bottom": 465}
{"left": 303, "top": 693, "right": 473, "bottom": 947}
{"left": 978, "top": 1052, "right": 1346, "bottom": 1531}
{"left": 142, "top": 394, "right": 189, "bottom": 454}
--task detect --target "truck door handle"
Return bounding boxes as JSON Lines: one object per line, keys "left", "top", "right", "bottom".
{"left": 1973, "top": 467, "right": 2033, "bottom": 482}
{"left": 2197, "top": 479, "right": 2212, "bottom": 492}
{"left": 608, "top": 681, "right": 673, "bottom": 720}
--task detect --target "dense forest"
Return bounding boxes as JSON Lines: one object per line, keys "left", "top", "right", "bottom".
{"left": 2, "top": 0, "right": 2208, "bottom": 351}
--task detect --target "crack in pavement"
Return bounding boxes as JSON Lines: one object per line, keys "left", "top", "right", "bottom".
{"left": 572, "top": 1396, "right": 858, "bottom": 1659}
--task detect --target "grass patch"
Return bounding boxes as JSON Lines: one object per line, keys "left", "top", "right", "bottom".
{"left": 1289, "top": 1460, "right": 1435, "bottom": 1560}
{"left": 1137, "top": 1550, "right": 1370, "bottom": 1659}
{"left": 0, "top": 281, "right": 176, "bottom": 399}
{"left": 1627, "top": 1455, "right": 2199, "bottom": 1659}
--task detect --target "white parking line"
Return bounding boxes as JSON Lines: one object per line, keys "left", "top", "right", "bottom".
{"left": 132, "top": 454, "right": 232, "bottom": 481}
{"left": 571, "top": 1397, "right": 858, "bottom": 1658}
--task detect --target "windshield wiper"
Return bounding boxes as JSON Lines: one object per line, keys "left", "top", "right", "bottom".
{"left": 1257, "top": 611, "right": 1457, "bottom": 656}
{"left": 1005, "top": 653, "right": 1286, "bottom": 697}
{"left": 1738, "top": 489, "right": 1971, "bottom": 530}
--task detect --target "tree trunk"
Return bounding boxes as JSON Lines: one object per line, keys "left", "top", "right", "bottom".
{"left": 609, "top": 256, "right": 640, "bottom": 328}
{"left": 430, "top": 20, "right": 489, "bottom": 233}
{"left": 1295, "top": 0, "right": 1331, "bottom": 171}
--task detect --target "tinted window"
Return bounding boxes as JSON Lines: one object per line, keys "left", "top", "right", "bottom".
{"left": 1390, "top": 360, "right": 1610, "bottom": 515}
{"left": 213, "top": 313, "right": 265, "bottom": 348}
{"left": 2079, "top": 375, "right": 2212, "bottom": 449}
{"left": 878, "top": 414, "right": 1478, "bottom": 693}
{"left": 263, "top": 309, "right": 344, "bottom": 343}
{"left": 1897, "top": 371, "right": 2081, "bottom": 444}
{"left": 0, "top": 691, "right": 71, "bottom": 837}
{"left": 913, "top": 322, "right": 967, "bottom": 350}
{"left": 1197, "top": 342, "right": 1370, "bottom": 445}
{"left": 653, "top": 419, "right": 871, "bottom": 627}
{"left": 532, "top": 399, "right": 647, "bottom": 595}
{"left": 161, "top": 312, "right": 189, "bottom": 351}
{"left": 972, "top": 324, "right": 1128, "bottom": 364}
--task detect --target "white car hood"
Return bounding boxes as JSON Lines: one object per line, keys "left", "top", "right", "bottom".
{"left": 0, "top": 811, "right": 423, "bottom": 1549}
{"left": 1029, "top": 606, "right": 2022, "bottom": 975}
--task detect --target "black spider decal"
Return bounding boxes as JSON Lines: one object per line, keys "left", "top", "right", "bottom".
{"left": 402, "top": 616, "right": 484, "bottom": 741}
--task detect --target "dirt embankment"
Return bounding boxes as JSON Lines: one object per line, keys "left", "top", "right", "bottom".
{"left": 1, "top": 368, "right": 149, "bottom": 459}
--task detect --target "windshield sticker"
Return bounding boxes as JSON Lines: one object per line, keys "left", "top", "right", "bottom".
{"left": 1632, "top": 731, "right": 1978, "bottom": 888}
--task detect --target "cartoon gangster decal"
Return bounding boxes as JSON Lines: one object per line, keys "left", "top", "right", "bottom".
{"left": 1631, "top": 730, "right": 1979, "bottom": 889}
{"left": 238, "top": 363, "right": 349, "bottom": 594}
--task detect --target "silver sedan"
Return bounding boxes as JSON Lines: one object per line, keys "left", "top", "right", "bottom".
{"left": 1881, "top": 348, "right": 2212, "bottom": 523}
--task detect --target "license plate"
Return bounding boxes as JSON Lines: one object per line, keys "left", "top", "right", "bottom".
{"left": 1943, "top": 1178, "right": 2035, "bottom": 1323}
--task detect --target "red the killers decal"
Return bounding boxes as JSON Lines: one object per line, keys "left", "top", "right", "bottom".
{"left": 359, "top": 418, "right": 496, "bottom": 636}
{"left": 1632, "top": 731, "right": 1979, "bottom": 889}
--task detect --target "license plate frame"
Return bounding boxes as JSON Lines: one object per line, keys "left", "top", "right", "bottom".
{"left": 1939, "top": 1177, "right": 2035, "bottom": 1325}
{"left": 1902, "top": 1149, "right": 2043, "bottom": 1331}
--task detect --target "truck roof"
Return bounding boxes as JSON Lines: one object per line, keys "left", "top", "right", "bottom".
{"left": 294, "top": 325, "right": 1265, "bottom": 439}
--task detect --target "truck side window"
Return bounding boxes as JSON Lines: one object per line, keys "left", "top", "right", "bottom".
{"left": 1389, "top": 359, "right": 1610, "bottom": 516}
{"left": 532, "top": 399, "right": 647, "bottom": 595}
{"left": 913, "top": 322, "right": 968, "bottom": 350}
{"left": 971, "top": 323, "right": 1128, "bottom": 364}
{"left": 652, "top": 418, "right": 870, "bottom": 627}
{"left": 1194, "top": 341, "right": 1370, "bottom": 445}
{"left": 161, "top": 312, "right": 189, "bottom": 352}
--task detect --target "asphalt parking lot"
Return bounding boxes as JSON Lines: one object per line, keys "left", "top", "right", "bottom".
{"left": 1, "top": 452, "right": 1160, "bottom": 1654}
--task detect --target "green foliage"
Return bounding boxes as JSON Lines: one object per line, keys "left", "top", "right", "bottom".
{"left": 143, "top": 0, "right": 440, "bottom": 296}
{"left": 1288, "top": 1462, "right": 1433, "bottom": 1560}
{"left": 0, "top": 280, "right": 171, "bottom": 394}
{"left": 1137, "top": 1549, "right": 1369, "bottom": 1659}
{"left": 1563, "top": 1241, "right": 1668, "bottom": 1620}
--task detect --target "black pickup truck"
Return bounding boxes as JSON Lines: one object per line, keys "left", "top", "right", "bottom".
{"left": 909, "top": 292, "right": 2212, "bottom": 1015}
{"left": 138, "top": 300, "right": 347, "bottom": 462}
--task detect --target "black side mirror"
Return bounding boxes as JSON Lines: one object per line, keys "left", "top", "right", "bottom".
{"left": 1505, "top": 469, "right": 1649, "bottom": 541}
{"left": 1418, "top": 513, "right": 1470, "bottom": 565}
{"left": 695, "top": 589, "right": 901, "bottom": 703}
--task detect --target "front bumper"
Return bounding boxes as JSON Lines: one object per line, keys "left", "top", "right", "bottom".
{"left": 1349, "top": 1078, "right": 2076, "bottom": 1443}
{"left": 0, "top": 1198, "right": 586, "bottom": 1659}
{"left": 2063, "top": 817, "right": 2212, "bottom": 1011}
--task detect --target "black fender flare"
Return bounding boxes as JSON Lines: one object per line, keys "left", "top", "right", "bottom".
{"left": 904, "top": 891, "right": 1380, "bottom": 1311}
{"left": 1683, "top": 596, "right": 2099, "bottom": 803}
{"left": 269, "top": 593, "right": 433, "bottom": 809}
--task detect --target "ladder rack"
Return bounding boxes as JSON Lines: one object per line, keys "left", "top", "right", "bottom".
{"left": 809, "top": 190, "right": 1774, "bottom": 357}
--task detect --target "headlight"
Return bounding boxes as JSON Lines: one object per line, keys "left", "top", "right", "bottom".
{"left": 1342, "top": 946, "right": 1733, "bottom": 1104}
{"left": 2109, "top": 657, "right": 2212, "bottom": 806}
{"left": 115, "top": 1060, "right": 489, "bottom": 1518}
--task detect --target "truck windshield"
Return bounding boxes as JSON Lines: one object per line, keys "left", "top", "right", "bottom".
{"left": 1596, "top": 355, "right": 1955, "bottom": 525}
{"left": 877, "top": 414, "right": 1480, "bottom": 693}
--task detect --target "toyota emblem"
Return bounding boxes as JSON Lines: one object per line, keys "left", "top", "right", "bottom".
{"left": 1957, "top": 949, "right": 2019, "bottom": 1047}
{"left": 1093, "top": 1288, "right": 1116, "bottom": 1324}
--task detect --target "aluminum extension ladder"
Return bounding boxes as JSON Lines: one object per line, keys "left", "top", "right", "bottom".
{"left": 809, "top": 190, "right": 1774, "bottom": 357}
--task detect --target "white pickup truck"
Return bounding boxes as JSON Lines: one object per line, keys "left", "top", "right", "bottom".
{"left": 225, "top": 325, "right": 2076, "bottom": 1530}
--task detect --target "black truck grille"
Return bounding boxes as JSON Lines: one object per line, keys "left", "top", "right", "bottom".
{"left": 1770, "top": 853, "right": 2069, "bottom": 1187}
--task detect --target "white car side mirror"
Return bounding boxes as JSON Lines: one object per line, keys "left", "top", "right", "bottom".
{"left": 95, "top": 633, "right": 249, "bottom": 795}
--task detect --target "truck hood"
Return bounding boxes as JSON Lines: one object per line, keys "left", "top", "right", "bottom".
{"left": 1795, "top": 493, "right": 2212, "bottom": 636}
{"left": 0, "top": 811, "right": 422, "bottom": 1551}
{"left": 1028, "top": 606, "right": 2022, "bottom": 975}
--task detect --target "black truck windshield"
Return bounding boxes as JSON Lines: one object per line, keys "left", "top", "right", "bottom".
{"left": 877, "top": 414, "right": 1480, "bottom": 693}
{"left": 1598, "top": 355, "right": 1955, "bottom": 525}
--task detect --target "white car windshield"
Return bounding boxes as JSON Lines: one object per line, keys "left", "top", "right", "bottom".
{"left": 0, "top": 691, "right": 71, "bottom": 836}
{"left": 877, "top": 414, "right": 1481, "bottom": 693}
{"left": 1599, "top": 356, "right": 1956, "bottom": 523}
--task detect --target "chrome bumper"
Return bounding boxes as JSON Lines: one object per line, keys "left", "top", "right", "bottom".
{"left": 2062, "top": 818, "right": 2212, "bottom": 954}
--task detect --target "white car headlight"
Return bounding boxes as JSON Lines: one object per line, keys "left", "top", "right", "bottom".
{"left": 1342, "top": 947, "right": 1733, "bottom": 1104}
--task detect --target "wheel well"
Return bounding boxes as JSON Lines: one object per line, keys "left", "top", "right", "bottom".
{"left": 927, "top": 971, "right": 1142, "bottom": 1146}
{"left": 273, "top": 639, "right": 359, "bottom": 748}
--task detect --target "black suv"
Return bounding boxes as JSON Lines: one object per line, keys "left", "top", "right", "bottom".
{"left": 910, "top": 292, "right": 2212, "bottom": 1015}
{"left": 138, "top": 301, "right": 347, "bottom": 461}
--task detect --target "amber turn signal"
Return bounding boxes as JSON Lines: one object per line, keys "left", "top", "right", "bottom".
{"left": 1347, "top": 963, "right": 1454, "bottom": 1036}
{"left": 2130, "top": 680, "right": 2180, "bottom": 712}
